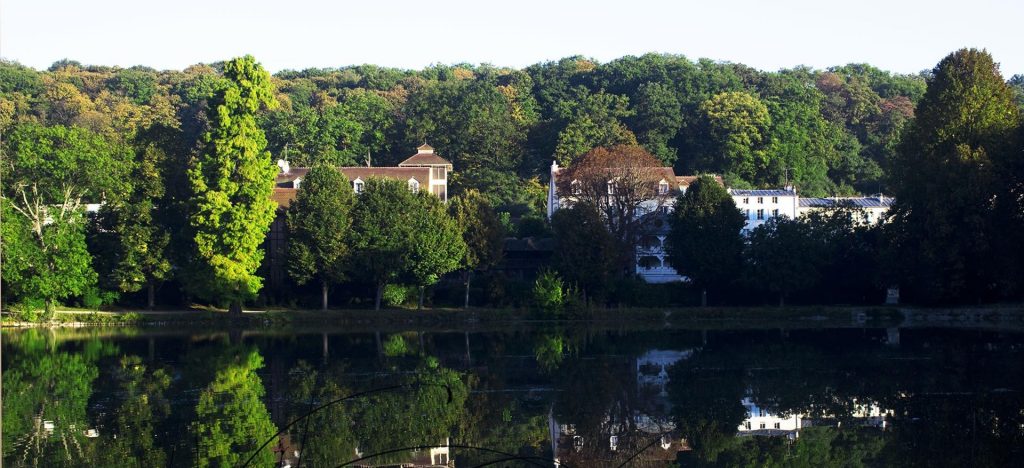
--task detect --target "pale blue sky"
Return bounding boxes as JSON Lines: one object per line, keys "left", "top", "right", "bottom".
{"left": 3, "top": 0, "right": 1022, "bottom": 76}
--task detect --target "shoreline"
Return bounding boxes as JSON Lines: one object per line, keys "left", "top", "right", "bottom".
{"left": 3, "top": 306, "right": 1024, "bottom": 332}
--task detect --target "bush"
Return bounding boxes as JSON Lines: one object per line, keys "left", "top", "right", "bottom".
{"left": 382, "top": 284, "right": 414, "bottom": 307}
{"left": 533, "top": 270, "right": 565, "bottom": 313}
{"left": 11, "top": 298, "right": 46, "bottom": 322}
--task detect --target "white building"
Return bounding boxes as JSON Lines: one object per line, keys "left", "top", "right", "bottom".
{"left": 729, "top": 188, "right": 799, "bottom": 236}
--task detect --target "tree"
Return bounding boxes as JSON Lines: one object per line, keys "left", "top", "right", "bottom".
{"left": 550, "top": 202, "right": 615, "bottom": 304}
{"left": 187, "top": 55, "right": 279, "bottom": 315}
{"left": 349, "top": 177, "right": 418, "bottom": 310}
{"left": 745, "top": 216, "right": 823, "bottom": 306}
{"left": 405, "top": 191, "right": 467, "bottom": 309}
{"left": 1, "top": 123, "right": 130, "bottom": 314}
{"left": 91, "top": 134, "right": 173, "bottom": 309}
{"left": 553, "top": 88, "right": 637, "bottom": 165}
{"left": 664, "top": 176, "right": 745, "bottom": 306}
{"left": 885, "top": 49, "right": 1022, "bottom": 303}
{"left": 557, "top": 145, "right": 669, "bottom": 273}
{"left": 286, "top": 164, "right": 355, "bottom": 310}
{"left": 696, "top": 91, "right": 771, "bottom": 184}
{"left": 448, "top": 189, "right": 505, "bottom": 308}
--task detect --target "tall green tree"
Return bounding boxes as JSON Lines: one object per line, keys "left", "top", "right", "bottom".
{"left": 349, "top": 177, "right": 418, "bottom": 310}
{"left": 187, "top": 55, "right": 278, "bottom": 315}
{"left": 745, "top": 217, "right": 823, "bottom": 306}
{"left": 664, "top": 176, "right": 745, "bottom": 306}
{"left": 286, "top": 164, "right": 355, "bottom": 310}
{"left": 405, "top": 191, "right": 467, "bottom": 309}
{"left": 886, "top": 49, "right": 1023, "bottom": 303}
{"left": 696, "top": 91, "right": 771, "bottom": 184}
{"left": 550, "top": 202, "right": 615, "bottom": 304}
{"left": 448, "top": 189, "right": 505, "bottom": 308}
{"left": 1, "top": 123, "right": 130, "bottom": 314}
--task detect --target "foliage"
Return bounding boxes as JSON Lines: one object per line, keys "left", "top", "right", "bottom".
{"left": 382, "top": 283, "right": 414, "bottom": 307}
{"left": 404, "top": 191, "right": 467, "bottom": 306}
{"left": 286, "top": 163, "right": 355, "bottom": 309}
{"left": 745, "top": 216, "right": 824, "bottom": 305}
{"left": 190, "top": 347, "right": 278, "bottom": 467}
{"left": 532, "top": 269, "right": 565, "bottom": 313}
{"left": 884, "top": 49, "right": 1023, "bottom": 303}
{"left": 347, "top": 178, "right": 419, "bottom": 309}
{"left": 550, "top": 202, "right": 615, "bottom": 303}
{"left": 696, "top": 91, "right": 772, "bottom": 182}
{"left": 187, "top": 55, "right": 279, "bottom": 311}
{"left": 664, "top": 176, "right": 745, "bottom": 303}
{"left": 448, "top": 189, "right": 505, "bottom": 306}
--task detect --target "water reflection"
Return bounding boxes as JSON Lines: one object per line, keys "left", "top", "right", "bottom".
{"left": 2, "top": 325, "right": 1024, "bottom": 467}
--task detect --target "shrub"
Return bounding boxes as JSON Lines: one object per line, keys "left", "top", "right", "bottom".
{"left": 382, "top": 284, "right": 413, "bottom": 307}
{"left": 11, "top": 298, "right": 46, "bottom": 322}
{"left": 533, "top": 270, "right": 565, "bottom": 313}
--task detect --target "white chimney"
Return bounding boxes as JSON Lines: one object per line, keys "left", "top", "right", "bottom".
{"left": 277, "top": 159, "right": 290, "bottom": 174}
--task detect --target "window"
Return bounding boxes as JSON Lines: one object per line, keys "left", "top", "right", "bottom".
{"left": 571, "top": 180, "right": 581, "bottom": 195}
{"left": 353, "top": 179, "right": 364, "bottom": 194}
{"left": 408, "top": 178, "right": 420, "bottom": 193}
{"left": 760, "top": 423, "right": 766, "bottom": 429}
{"left": 607, "top": 181, "right": 615, "bottom": 195}
{"left": 757, "top": 209, "right": 764, "bottom": 220}
{"left": 658, "top": 181, "right": 669, "bottom": 195}
{"left": 742, "top": 197, "right": 749, "bottom": 204}
{"left": 774, "top": 422, "right": 781, "bottom": 429}
{"left": 757, "top": 197, "right": 763, "bottom": 204}
{"left": 745, "top": 209, "right": 750, "bottom": 219}
{"left": 293, "top": 177, "right": 302, "bottom": 189}
{"left": 772, "top": 196, "right": 778, "bottom": 203}
{"left": 744, "top": 422, "right": 751, "bottom": 430}
{"left": 772, "top": 209, "right": 778, "bottom": 217}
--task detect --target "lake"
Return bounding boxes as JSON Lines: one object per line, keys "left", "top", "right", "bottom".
{"left": 3, "top": 321, "right": 1024, "bottom": 467}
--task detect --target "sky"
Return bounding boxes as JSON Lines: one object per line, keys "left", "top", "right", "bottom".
{"left": 3, "top": 0, "right": 1023, "bottom": 77}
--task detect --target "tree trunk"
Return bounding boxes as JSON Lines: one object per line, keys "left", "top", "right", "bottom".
{"left": 375, "top": 282, "right": 384, "bottom": 311}
{"left": 463, "top": 271, "right": 472, "bottom": 309}
{"left": 701, "top": 288, "right": 707, "bottom": 307}
{"left": 321, "top": 282, "right": 329, "bottom": 311}
{"left": 229, "top": 301, "right": 243, "bottom": 317}
{"left": 147, "top": 281, "right": 156, "bottom": 310}
{"left": 417, "top": 286, "right": 425, "bottom": 310}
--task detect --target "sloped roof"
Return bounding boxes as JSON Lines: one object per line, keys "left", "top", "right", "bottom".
{"left": 399, "top": 144, "right": 453, "bottom": 168}
{"left": 799, "top": 197, "right": 894, "bottom": 208}
{"left": 729, "top": 189, "right": 797, "bottom": 197}
{"left": 676, "top": 175, "right": 724, "bottom": 187}
{"left": 271, "top": 188, "right": 298, "bottom": 209}
{"left": 339, "top": 166, "right": 430, "bottom": 183}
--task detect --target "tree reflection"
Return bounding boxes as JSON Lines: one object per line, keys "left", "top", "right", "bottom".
{"left": 91, "top": 356, "right": 171, "bottom": 467}
{"left": 189, "top": 346, "right": 278, "bottom": 467}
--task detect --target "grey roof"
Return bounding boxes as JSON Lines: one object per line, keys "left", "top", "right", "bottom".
{"left": 799, "top": 197, "right": 894, "bottom": 208}
{"left": 730, "top": 189, "right": 797, "bottom": 197}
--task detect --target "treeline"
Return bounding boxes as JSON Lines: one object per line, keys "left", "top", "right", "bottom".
{"left": 1, "top": 49, "right": 1023, "bottom": 313}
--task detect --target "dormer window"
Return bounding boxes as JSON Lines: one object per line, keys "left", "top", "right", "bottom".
{"left": 658, "top": 180, "right": 670, "bottom": 195}
{"left": 293, "top": 177, "right": 302, "bottom": 189}
{"left": 607, "top": 180, "right": 616, "bottom": 196}
{"left": 353, "top": 178, "right": 364, "bottom": 194}
{"left": 570, "top": 180, "right": 581, "bottom": 195}
{"left": 408, "top": 178, "right": 420, "bottom": 193}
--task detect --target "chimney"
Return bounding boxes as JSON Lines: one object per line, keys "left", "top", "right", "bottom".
{"left": 277, "top": 159, "right": 290, "bottom": 174}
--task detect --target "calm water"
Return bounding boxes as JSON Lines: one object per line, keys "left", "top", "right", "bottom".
{"left": 3, "top": 323, "right": 1024, "bottom": 467}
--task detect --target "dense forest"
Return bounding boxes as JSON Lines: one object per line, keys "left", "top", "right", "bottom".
{"left": 2, "top": 50, "right": 1023, "bottom": 312}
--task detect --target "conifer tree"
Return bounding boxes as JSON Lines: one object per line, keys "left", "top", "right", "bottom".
{"left": 187, "top": 55, "right": 278, "bottom": 315}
